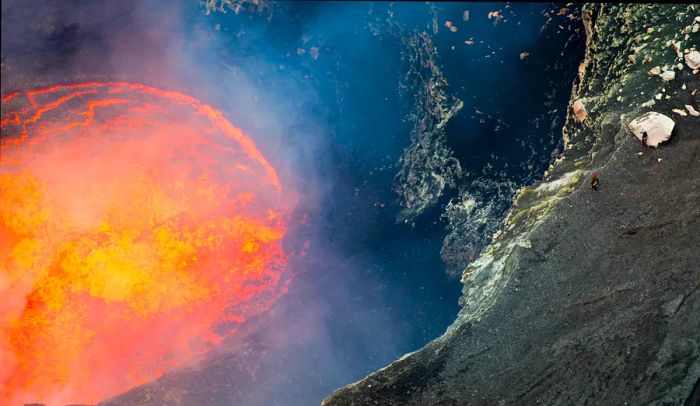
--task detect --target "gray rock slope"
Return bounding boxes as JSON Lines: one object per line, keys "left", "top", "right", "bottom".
{"left": 322, "top": 4, "right": 700, "bottom": 405}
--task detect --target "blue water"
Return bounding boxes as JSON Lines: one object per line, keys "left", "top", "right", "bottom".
{"left": 180, "top": 2, "right": 585, "bottom": 404}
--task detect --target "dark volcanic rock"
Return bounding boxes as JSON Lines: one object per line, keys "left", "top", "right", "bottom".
{"left": 323, "top": 4, "right": 700, "bottom": 405}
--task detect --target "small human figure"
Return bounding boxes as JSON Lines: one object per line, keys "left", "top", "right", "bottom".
{"left": 591, "top": 171, "right": 599, "bottom": 191}
{"left": 642, "top": 130, "right": 648, "bottom": 147}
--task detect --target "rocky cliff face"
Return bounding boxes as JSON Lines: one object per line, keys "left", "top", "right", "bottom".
{"left": 323, "top": 4, "right": 700, "bottom": 405}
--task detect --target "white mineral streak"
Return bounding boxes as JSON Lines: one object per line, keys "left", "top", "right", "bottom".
{"left": 455, "top": 170, "right": 583, "bottom": 324}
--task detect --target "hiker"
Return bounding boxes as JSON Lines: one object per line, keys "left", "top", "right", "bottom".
{"left": 591, "top": 171, "right": 599, "bottom": 191}
{"left": 642, "top": 130, "right": 648, "bottom": 147}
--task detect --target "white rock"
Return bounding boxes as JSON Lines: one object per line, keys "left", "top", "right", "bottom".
{"left": 693, "top": 23, "right": 699, "bottom": 33}
{"left": 648, "top": 66, "right": 661, "bottom": 76}
{"left": 682, "top": 83, "right": 687, "bottom": 90}
{"left": 660, "top": 70, "right": 675, "bottom": 81}
{"left": 685, "top": 50, "right": 700, "bottom": 69}
{"left": 672, "top": 41, "right": 683, "bottom": 58}
{"left": 628, "top": 112, "right": 675, "bottom": 147}
{"left": 686, "top": 104, "right": 700, "bottom": 116}
{"left": 672, "top": 108, "right": 688, "bottom": 116}
{"left": 655, "top": 93, "right": 663, "bottom": 100}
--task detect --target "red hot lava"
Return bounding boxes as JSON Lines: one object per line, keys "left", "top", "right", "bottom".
{"left": 0, "top": 82, "right": 289, "bottom": 404}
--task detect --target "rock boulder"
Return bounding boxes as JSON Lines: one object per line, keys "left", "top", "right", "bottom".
{"left": 573, "top": 99, "right": 587, "bottom": 122}
{"left": 627, "top": 111, "right": 675, "bottom": 147}
{"left": 685, "top": 50, "right": 700, "bottom": 69}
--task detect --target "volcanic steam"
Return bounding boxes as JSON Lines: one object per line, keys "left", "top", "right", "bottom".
{"left": 0, "top": 82, "right": 289, "bottom": 404}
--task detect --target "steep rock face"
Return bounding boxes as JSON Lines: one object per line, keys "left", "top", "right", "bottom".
{"left": 323, "top": 4, "right": 700, "bottom": 405}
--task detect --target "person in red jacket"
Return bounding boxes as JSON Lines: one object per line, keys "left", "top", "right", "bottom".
{"left": 591, "top": 171, "right": 599, "bottom": 191}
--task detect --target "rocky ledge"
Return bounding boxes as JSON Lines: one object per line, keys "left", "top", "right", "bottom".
{"left": 323, "top": 4, "right": 700, "bottom": 405}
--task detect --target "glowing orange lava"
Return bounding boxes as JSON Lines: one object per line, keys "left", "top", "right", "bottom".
{"left": 0, "top": 82, "right": 289, "bottom": 404}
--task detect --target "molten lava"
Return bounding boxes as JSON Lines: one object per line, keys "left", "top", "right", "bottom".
{"left": 0, "top": 82, "right": 289, "bottom": 404}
